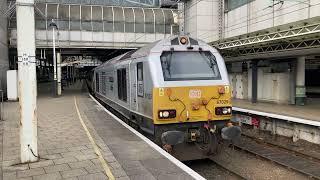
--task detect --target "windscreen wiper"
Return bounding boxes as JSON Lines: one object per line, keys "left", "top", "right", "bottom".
{"left": 166, "top": 51, "right": 173, "bottom": 77}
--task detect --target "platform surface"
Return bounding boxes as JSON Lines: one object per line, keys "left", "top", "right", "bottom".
{"left": 1, "top": 84, "right": 196, "bottom": 180}
{"left": 232, "top": 98, "right": 320, "bottom": 122}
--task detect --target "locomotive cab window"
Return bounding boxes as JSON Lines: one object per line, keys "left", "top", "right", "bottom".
{"left": 117, "top": 68, "right": 127, "bottom": 102}
{"left": 137, "top": 62, "right": 143, "bottom": 81}
{"left": 160, "top": 51, "right": 221, "bottom": 81}
{"left": 137, "top": 62, "right": 144, "bottom": 97}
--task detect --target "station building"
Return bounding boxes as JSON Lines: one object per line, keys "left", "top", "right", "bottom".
{"left": 0, "top": 0, "right": 179, "bottom": 96}
{"left": 183, "top": 0, "right": 320, "bottom": 106}
{"left": 1, "top": 0, "right": 319, "bottom": 106}
{"left": 0, "top": 0, "right": 319, "bottom": 172}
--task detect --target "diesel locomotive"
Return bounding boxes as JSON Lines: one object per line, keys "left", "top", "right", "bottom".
{"left": 88, "top": 36, "right": 240, "bottom": 160}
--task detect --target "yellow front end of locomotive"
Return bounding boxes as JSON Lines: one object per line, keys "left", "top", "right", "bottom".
{"left": 152, "top": 85, "right": 232, "bottom": 124}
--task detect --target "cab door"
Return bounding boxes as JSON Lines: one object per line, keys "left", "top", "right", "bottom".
{"left": 130, "top": 61, "right": 138, "bottom": 111}
{"left": 130, "top": 61, "right": 144, "bottom": 112}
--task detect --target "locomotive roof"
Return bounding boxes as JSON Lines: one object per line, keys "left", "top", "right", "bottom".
{"left": 97, "top": 40, "right": 161, "bottom": 68}
{"left": 96, "top": 36, "right": 209, "bottom": 69}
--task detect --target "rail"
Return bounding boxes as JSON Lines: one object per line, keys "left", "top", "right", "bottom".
{"left": 241, "top": 133, "right": 320, "bottom": 163}
{"left": 234, "top": 135, "right": 320, "bottom": 179}
{"left": 208, "top": 157, "right": 247, "bottom": 180}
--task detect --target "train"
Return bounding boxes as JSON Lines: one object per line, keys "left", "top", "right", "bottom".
{"left": 87, "top": 36, "right": 241, "bottom": 161}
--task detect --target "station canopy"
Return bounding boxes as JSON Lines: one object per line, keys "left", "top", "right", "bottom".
{"left": 35, "top": 0, "right": 160, "bottom": 7}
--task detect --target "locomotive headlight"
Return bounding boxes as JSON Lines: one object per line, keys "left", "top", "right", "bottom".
{"left": 163, "top": 111, "right": 170, "bottom": 118}
{"left": 158, "top": 110, "right": 176, "bottom": 119}
{"left": 222, "top": 108, "right": 228, "bottom": 115}
{"left": 180, "top": 37, "right": 188, "bottom": 45}
{"left": 215, "top": 107, "right": 232, "bottom": 115}
{"left": 222, "top": 107, "right": 232, "bottom": 114}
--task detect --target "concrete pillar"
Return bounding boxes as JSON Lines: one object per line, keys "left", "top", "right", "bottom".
{"left": 72, "top": 66, "right": 74, "bottom": 83}
{"left": 66, "top": 65, "right": 69, "bottom": 86}
{"left": 57, "top": 53, "right": 61, "bottom": 96}
{"left": 296, "top": 56, "right": 306, "bottom": 105}
{"left": 52, "top": 29, "right": 57, "bottom": 96}
{"left": 183, "top": 0, "right": 221, "bottom": 42}
{"left": 72, "top": 66, "right": 75, "bottom": 83}
{"left": 16, "top": 0, "right": 38, "bottom": 162}
{"left": 251, "top": 61, "right": 258, "bottom": 103}
{"left": 0, "top": 0, "right": 9, "bottom": 95}
{"left": 289, "top": 60, "right": 297, "bottom": 105}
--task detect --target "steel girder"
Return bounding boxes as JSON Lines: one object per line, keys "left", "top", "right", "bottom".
{"left": 222, "top": 38, "right": 320, "bottom": 61}
{"left": 210, "top": 18, "right": 320, "bottom": 61}
{"left": 212, "top": 21, "right": 320, "bottom": 49}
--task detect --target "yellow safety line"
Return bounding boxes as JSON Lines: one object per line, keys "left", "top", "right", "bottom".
{"left": 74, "top": 96, "right": 115, "bottom": 180}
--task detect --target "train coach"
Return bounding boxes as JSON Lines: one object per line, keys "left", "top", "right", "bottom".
{"left": 88, "top": 36, "right": 240, "bottom": 160}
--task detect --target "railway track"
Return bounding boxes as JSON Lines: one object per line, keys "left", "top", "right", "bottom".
{"left": 234, "top": 134, "right": 320, "bottom": 179}
{"left": 208, "top": 157, "right": 247, "bottom": 180}
{"left": 242, "top": 133, "right": 320, "bottom": 164}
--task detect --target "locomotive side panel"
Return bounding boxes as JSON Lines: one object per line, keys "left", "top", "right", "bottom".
{"left": 95, "top": 60, "right": 132, "bottom": 120}
{"left": 128, "top": 57, "right": 155, "bottom": 134}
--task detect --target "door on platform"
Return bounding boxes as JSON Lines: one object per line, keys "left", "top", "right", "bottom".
{"left": 130, "top": 61, "right": 144, "bottom": 113}
{"left": 130, "top": 62, "right": 138, "bottom": 111}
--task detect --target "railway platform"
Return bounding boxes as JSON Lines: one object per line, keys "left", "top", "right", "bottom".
{"left": 0, "top": 83, "right": 201, "bottom": 180}
{"left": 232, "top": 99, "right": 320, "bottom": 126}
{"left": 232, "top": 98, "right": 320, "bottom": 146}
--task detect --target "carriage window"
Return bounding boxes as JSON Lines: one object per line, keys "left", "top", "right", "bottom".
{"left": 117, "top": 68, "right": 127, "bottom": 102}
{"left": 160, "top": 51, "right": 221, "bottom": 81}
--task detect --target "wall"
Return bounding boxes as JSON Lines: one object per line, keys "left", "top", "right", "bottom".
{"left": 183, "top": 0, "right": 221, "bottom": 42}
{"left": 233, "top": 113, "right": 320, "bottom": 145}
{"left": 224, "top": 0, "right": 320, "bottom": 38}
{"left": 229, "top": 66, "right": 291, "bottom": 104}
{"left": 229, "top": 73, "right": 248, "bottom": 99}
{"left": 0, "top": 0, "right": 9, "bottom": 94}
{"left": 258, "top": 116, "right": 320, "bottom": 144}
{"left": 184, "top": 0, "right": 320, "bottom": 42}
{"left": 257, "top": 70, "right": 290, "bottom": 103}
